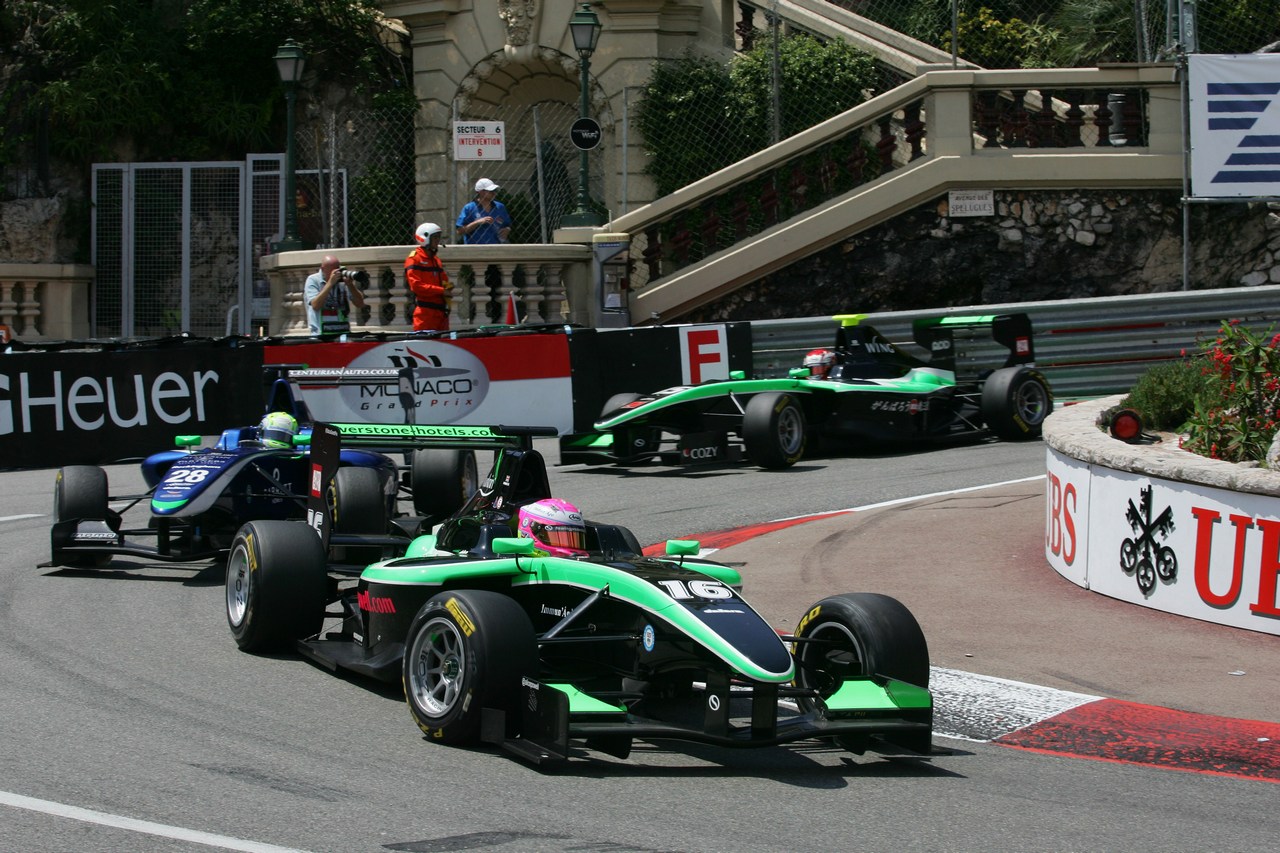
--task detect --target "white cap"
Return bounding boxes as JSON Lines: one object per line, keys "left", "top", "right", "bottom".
{"left": 415, "top": 222, "right": 442, "bottom": 244}
{"left": 474, "top": 178, "right": 500, "bottom": 193}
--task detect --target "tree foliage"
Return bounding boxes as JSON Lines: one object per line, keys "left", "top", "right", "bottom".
{"left": 0, "top": 0, "right": 410, "bottom": 178}
{"left": 636, "top": 35, "right": 879, "bottom": 197}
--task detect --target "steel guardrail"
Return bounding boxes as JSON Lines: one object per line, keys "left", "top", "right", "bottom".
{"left": 749, "top": 285, "right": 1280, "bottom": 398}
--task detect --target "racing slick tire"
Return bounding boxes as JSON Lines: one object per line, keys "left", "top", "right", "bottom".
{"left": 411, "top": 449, "right": 479, "bottom": 518}
{"left": 403, "top": 590, "right": 537, "bottom": 745}
{"left": 53, "top": 465, "right": 114, "bottom": 568}
{"left": 743, "top": 392, "right": 807, "bottom": 469}
{"left": 793, "top": 592, "right": 930, "bottom": 753}
{"left": 330, "top": 466, "right": 388, "bottom": 534}
{"left": 980, "top": 366, "right": 1052, "bottom": 440}
{"left": 226, "top": 520, "right": 327, "bottom": 652}
{"left": 600, "top": 392, "right": 642, "bottom": 418}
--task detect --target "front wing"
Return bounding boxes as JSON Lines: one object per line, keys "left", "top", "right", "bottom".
{"left": 489, "top": 672, "right": 933, "bottom": 764}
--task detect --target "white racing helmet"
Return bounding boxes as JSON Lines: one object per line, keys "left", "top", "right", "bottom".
{"left": 414, "top": 222, "right": 443, "bottom": 245}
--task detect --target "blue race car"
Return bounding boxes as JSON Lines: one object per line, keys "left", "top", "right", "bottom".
{"left": 46, "top": 375, "right": 477, "bottom": 569}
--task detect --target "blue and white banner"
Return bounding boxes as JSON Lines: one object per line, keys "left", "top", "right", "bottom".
{"left": 1189, "top": 53, "right": 1280, "bottom": 198}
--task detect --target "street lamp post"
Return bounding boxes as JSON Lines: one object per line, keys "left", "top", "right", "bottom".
{"left": 273, "top": 39, "right": 307, "bottom": 252}
{"left": 560, "top": 3, "right": 605, "bottom": 228}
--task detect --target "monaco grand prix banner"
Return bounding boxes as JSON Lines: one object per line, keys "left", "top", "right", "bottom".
{"left": 1046, "top": 447, "right": 1280, "bottom": 636}
{"left": 265, "top": 323, "right": 752, "bottom": 436}
{"left": 0, "top": 341, "right": 264, "bottom": 468}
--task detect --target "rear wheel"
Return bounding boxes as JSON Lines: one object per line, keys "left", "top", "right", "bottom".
{"left": 411, "top": 449, "right": 479, "bottom": 518}
{"left": 403, "top": 590, "right": 537, "bottom": 745}
{"left": 981, "top": 367, "right": 1052, "bottom": 440}
{"left": 226, "top": 520, "right": 327, "bottom": 652}
{"left": 793, "top": 592, "right": 930, "bottom": 752}
{"left": 743, "top": 392, "right": 807, "bottom": 468}
{"left": 330, "top": 466, "right": 388, "bottom": 534}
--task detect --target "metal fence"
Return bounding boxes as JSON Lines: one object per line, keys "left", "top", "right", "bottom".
{"left": 749, "top": 284, "right": 1280, "bottom": 397}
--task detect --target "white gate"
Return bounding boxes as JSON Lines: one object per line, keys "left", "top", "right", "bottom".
{"left": 91, "top": 155, "right": 285, "bottom": 338}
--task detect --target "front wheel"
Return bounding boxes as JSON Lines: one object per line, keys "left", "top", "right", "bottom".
{"left": 981, "top": 367, "right": 1052, "bottom": 440}
{"left": 53, "top": 465, "right": 113, "bottom": 567}
{"left": 402, "top": 590, "right": 536, "bottom": 745}
{"left": 226, "top": 520, "right": 327, "bottom": 652}
{"left": 793, "top": 592, "right": 930, "bottom": 752}
{"left": 743, "top": 392, "right": 807, "bottom": 469}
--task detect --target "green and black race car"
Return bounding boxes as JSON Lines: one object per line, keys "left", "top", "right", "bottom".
{"left": 225, "top": 423, "right": 934, "bottom": 765}
{"left": 560, "top": 312, "right": 1052, "bottom": 469}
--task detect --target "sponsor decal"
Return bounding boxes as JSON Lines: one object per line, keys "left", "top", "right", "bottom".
{"left": 328, "top": 343, "right": 490, "bottom": 422}
{"left": 871, "top": 399, "right": 929, "bottom": 413}
{"left": 702, "top": 608, "right": 745, "bottom": 614}
{"left": 1121, "top": 485, "right": 1178, "bottom": 595}
{"left": 931, "top": 339, "right": 951, "bottom": 352}
{"left": 357, "top": 590, "right": 397, "bottom": 614}
{"left": 0, "top": 369, "right": 220, "bottom": 436}
{"left": 1015, "top": 337, "right": 1031, "bottom": 354}
{"left": 541, "top": 604, "right": 570, "bottom": 618}
{"left": 73, "top": 531, "right": 117, "bottom": 541}
{"left": 310, "top": 464, "right": 323, "bottom": 498}
{"left": 445, "top": 597, "right": 476, "bottom": 636}
{"left": 682, "top": 445, "right": 720, "bottom": 461}
{"left": 1046, "top": 471, "right": 1079, "bottom": 566}
{"left": 245, "top": 533, "right": 257, "bottom": 572}
{"left": 642, "top": 624, "right": 655, "bottom": 652}
{"left": 707, "top": 694, "right": 722, "bottom": 712}
{"left": 796, "top": 604, "right": 821, "bottom": 634}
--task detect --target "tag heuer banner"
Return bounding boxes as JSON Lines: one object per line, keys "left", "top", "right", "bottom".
{"left": 1189, "top": 53, "right": 1280, "bottom": 198}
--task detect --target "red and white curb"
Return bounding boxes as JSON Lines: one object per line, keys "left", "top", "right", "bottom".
{"left": 934, "top": 666, "right": 1280, "bottom": 783}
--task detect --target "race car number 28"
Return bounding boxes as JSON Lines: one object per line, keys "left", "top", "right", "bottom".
{"left": 655, "top": 579, "right": 732, "bottom": 600}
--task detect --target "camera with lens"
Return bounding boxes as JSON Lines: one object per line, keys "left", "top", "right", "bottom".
{"left": 339, "top": 267, "right": 371, "bottom": 288}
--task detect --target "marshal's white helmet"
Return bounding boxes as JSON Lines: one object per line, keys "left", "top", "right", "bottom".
{"left": 414, "top": 222, "right": 443, "bottom": 245}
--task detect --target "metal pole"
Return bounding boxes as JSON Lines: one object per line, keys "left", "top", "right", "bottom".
{"left": 278, "top": 82, "right": 304, "bottom": 251}
{"left": 576, "top": 52, "right": 592, "bottom": 216}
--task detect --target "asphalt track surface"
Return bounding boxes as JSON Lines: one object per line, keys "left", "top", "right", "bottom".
{"left": 693, "top": 480, "right": 1280, "bottom": 784}
{"left": 4, "top": 438, "right": 1280, "bottom": 852}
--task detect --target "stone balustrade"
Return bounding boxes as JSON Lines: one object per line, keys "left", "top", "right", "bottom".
{"left": 258, "top": 243, "right": 592, "bottom": 336}
{"left": 0, "top": 263, "right": 94, "bottom": 341}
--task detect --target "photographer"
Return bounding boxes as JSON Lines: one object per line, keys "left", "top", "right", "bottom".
{"left": 304, "top": 255, "right": 367, "bottom": 335}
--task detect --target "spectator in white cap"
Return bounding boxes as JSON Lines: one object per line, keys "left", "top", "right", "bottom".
{"left": 456, "top": 177, "right": 513, "bottom": 244}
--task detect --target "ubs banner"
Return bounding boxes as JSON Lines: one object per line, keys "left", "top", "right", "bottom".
{"left": 1, "top": 342, "right": 264, "bottom": 468}
{"left": 1046, "top": 446, "right": 1280, "bottom": 636}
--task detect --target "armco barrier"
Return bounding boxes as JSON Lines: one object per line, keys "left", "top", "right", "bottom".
{"left": 750, "top": 284, "right": 1280, "bottom": 398}
{"left": 1044, "top": 396, "right": 1280, "bottom": 637}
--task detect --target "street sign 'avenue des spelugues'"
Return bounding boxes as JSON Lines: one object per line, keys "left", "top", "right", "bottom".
{"left": 453, "top": 122, "right": 506, "bottom": 161}
{"left": 948, "top": 189, "right": 995, "bottom": 217}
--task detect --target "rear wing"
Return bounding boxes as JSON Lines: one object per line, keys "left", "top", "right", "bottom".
{"left": 911, "top": 313, "right": 1035, "bottom": 377}
{"left": 305, "top": 422, "right": 557, "bottom": 547}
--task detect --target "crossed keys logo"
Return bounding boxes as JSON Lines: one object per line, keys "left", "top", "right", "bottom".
{"left": 1120, "top": 485, "right": 1178, "bottom": 595}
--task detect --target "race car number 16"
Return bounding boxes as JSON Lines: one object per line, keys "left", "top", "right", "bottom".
{"left": 656, "top": 579, "right": 732, "bottom": 600}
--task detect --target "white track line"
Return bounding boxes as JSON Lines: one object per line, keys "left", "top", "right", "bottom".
{"left": 0, "top": 790, "right": 314, "bottom": 853}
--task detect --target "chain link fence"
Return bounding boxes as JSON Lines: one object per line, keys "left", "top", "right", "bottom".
{"left": 449, "top": 100, "right": 587, "bottom": 244}
{"left": 295, "top": 100, "right": 586, "bottom": 249}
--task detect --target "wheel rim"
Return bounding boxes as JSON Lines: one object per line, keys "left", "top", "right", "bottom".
{"left": 798, "top": 622, "right": 866, "bottom": 699}
{"left": 776, "top": 406, "right": 804, "bottom": 455}
{"left": 226, "top": 543, "right": 251, "bottom": 627}
{"left": 1014, "top": 381, "right": 1049, "bottom": 425}
{"left": 407, "top": 616, "right": 466, "bottom": 717}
